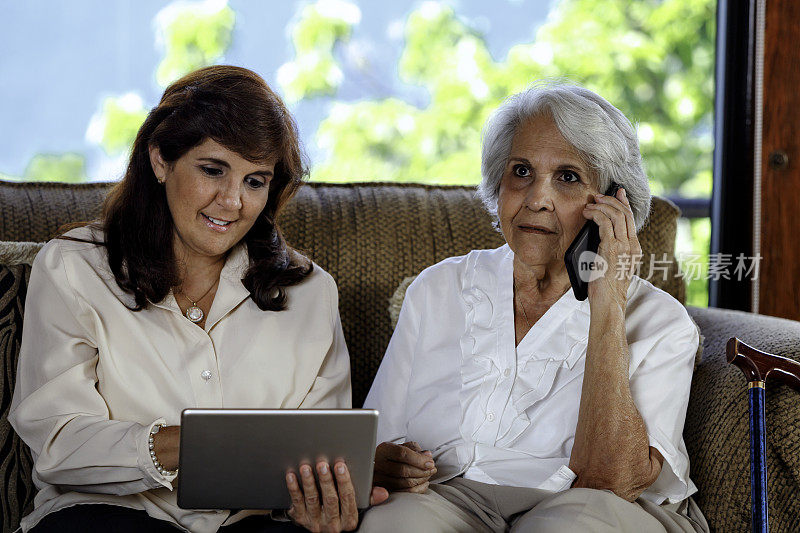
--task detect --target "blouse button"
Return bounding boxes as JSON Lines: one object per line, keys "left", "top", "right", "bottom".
{"left": 503, "top": 368, "right": 511, "bottom": 378}
{"left": 201, "top": 370, "right": 213, "bottom": 381}
{"left": 486, "top": 412, "right": 495, "bottom": 422}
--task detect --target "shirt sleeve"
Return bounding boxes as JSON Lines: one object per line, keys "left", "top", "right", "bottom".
{"left": 298, "top": 273, "right": 352, "bottom": 409}
{"left": 8, "top": 242, "right": 173, "bottom": 494}
{"left": 629, "top": 317, "right": 700, "bottom": 504}
{"left": 537, "top": 465, "right": 578, "bottom": 492}
{"left": 362, "top": 276, "right": 423, "bottom": 443}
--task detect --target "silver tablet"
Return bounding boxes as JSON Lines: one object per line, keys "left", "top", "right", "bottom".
{"left": 177, "top": 408, "right": 378, "bottom": 510}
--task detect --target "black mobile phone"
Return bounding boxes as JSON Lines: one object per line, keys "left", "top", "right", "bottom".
{"left": 563, "top": 182, "right": 621, "bottom": 301}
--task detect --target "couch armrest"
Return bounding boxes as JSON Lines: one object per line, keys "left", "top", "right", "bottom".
{"left": 685, "top": 306, "right": 800, "bottom": 533}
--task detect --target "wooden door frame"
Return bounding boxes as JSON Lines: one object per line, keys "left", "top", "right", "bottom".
{"left": 710, "top": 0, "right": 799, "bottom": 320}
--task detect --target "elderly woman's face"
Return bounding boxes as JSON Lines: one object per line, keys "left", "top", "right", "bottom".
{"left": 497, "top": 115, "right": 599, "bottom": 272}
{"left": 150, "top": 138, "right": 274, "bottom": 262}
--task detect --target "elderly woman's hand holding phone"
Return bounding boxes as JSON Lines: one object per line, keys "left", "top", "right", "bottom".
{"left": 568, "top": 183, "right": 666, "bottom": 499}
{"left": 581, "top": 186, "right": 644, "bottom": 308}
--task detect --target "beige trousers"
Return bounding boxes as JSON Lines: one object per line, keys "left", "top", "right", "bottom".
{"left": 358, "top": 478, "right": 709, "bottom": 533}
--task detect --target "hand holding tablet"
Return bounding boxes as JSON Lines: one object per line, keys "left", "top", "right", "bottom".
{"left": 177, "top": 409, "right": 380, "bottom": 513}
{"left": 285, "top": 461, "right": 388, "bottom": 531}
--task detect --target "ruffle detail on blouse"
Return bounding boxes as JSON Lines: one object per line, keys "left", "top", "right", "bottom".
{"left": 495, "top": 358, "right": 562, "bottom": 448}
{"left": 457, "top": 253, "right": 502, "bottom": 444}
{"left": 495, "top": 305, "right": 590, "bottom": 448}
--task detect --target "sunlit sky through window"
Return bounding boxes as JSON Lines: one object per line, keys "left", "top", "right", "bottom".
{"left": 0, "top": 0, "right": 552, "bottom": 181}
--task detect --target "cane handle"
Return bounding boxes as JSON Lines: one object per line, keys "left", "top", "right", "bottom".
{"left": 727, "top": 337, "right": 800, "bottom": 390}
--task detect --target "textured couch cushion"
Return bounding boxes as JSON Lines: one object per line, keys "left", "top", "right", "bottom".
{"left": 686, "top": 306, "right": 800, "bottom": 533}
{"left": 0, "top": 180, "right": 686, "bottom": 406}
{"left": 278, "top": 184, "right": 506, "bottom": 405}
{"left": 0, "top": 242, "right": 45, "bottom": 266}
{"left": 0, "top": 181, "right": 110, "bottom": 242}
{"left": 0, "top": 261, "right": 36, "bottom": 533}
{"left": 0, "top": 180, "right": 688, "bottom": 533}
{"left": 635, "top": 195, "right": 685, "bottom": 303}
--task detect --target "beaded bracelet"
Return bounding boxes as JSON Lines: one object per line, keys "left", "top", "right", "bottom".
{"left": 149, "top": 423, "right": 178, "bottom": 477}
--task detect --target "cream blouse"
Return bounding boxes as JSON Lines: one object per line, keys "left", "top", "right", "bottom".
{"left": 365, "top": 244, "right": 699, "bottom": 505}
{"left": 9, "top": 226, "right": 351, "bottom": 532}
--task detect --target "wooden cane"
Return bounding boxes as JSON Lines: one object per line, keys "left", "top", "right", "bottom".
{"left": 726, "top": 337, "right": 800, "bottom": 533}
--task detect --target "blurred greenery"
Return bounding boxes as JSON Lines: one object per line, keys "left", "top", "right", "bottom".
{"left": 92, "top": 95, "right": 149, "bottom": 155}
{"left": 92, "top": 0, "right": 236, "bottom": 157}
{"left": 278, "top": 1, "right": 358, "bottom": 103}
{"left": 281, "top": 0, "right": 714, "bottom": 304}
{"left": 282, "top": 0, "right": 715, "bottom": 195}
{"left": 5, "top": 0, "right": 714, "bottom": 304}
{"left": 677, "top": 217, "right": 711, "bottom": 306}
{"left": 23, "top": 153, "right": 87, "bottom": 183}
{"left": 154, "top": 0, "right": 236, "bottom": 87}
{"left": 4, "top": 0, "right": 237, "bottom": 183}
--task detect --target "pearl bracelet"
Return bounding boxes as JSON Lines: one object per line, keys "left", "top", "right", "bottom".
{"left": 149, "top": 423, "right": 178, "bottom": 477}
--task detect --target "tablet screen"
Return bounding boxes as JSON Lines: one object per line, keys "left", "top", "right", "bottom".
{"left": 177, "top": 408, "right": 378, "bottom": 510}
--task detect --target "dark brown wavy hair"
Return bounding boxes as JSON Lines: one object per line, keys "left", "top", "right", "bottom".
{"left": 94, "top": 65, "right": 312, "bottom": 311}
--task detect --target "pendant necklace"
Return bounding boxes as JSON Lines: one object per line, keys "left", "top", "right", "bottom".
{"left": 178, "top": 279, "right": 219, "bottom": 323}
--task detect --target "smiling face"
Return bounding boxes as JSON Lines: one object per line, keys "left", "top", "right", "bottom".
{"left": 497, "top": 114, "right": 600, "bottom": 274}
{"left": 149, "top": 138, "right": 274, "bottom": 265}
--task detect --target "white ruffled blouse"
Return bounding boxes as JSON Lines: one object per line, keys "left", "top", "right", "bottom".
{"left": 365, "top": 244, "right": 699, "bottom": 504}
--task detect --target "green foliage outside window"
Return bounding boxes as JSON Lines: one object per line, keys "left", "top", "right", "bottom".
{"left": 13, "top": 0, "right": 717, "bottom": 199}
{"left": 6, "top": 0, "right": 715, "bottom": 305}
{"left": 5, "top": 0, "right": 236, "bottom": 182}
{"left": 283, "top": 0, "right": 715, "bottom": 197}
{"left": 678, "top": 217, "right": 712, "bottom": 307}
{"left": 91, "top": 0, "right": 236, "bottom": 159}
{"left": 91, "top": 96, "right": 150, "bottom": 155}
{"left": 279, "top": 0, "right": 714, "bottom": 306}
{"left": 23, "top": 153, "right": 87, "bottom": 183}
{"left": 279, "top": 1, "right": 359, "bottom": 103}
{"left": 154, "top": 0, "right": 236, "bottom": 88}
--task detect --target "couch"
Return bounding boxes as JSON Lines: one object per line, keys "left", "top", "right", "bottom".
{"left": 1, "top": 179, "right": 798, "bottom": 533}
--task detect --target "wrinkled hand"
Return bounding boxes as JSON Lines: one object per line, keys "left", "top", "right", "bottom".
{"left": 582, "top": 187, "right": 642, "bottom": 308}
{"left": 286, "top": 461, "right": 388, "bottom": 533}
{"left": 373, "top": 441, "right": 437, "bottom": 493}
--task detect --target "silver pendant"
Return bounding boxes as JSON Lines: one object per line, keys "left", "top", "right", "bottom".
{"left": 185, "top": 305, "right": 204, "bottom": 323}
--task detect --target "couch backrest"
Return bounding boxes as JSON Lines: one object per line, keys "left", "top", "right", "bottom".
{"left": 6, "top": 179, "right": 800, "bottom": 533}
{"left": 0, "top": 180, "right": 685, "bottom": 406}
{"left": 0, "top": 180, "right": 690, "bottom": 533}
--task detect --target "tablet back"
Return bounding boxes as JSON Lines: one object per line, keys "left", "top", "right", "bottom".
{"left": 177, "top": 409, "right": 378, "bottom": 510}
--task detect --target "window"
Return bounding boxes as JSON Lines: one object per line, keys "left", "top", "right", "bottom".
{"left": 0, "top": 0, "right": 715, "bottom": 304}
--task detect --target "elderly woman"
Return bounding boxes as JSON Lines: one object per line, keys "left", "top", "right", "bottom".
{"left": 361, "top": 84, "right": 708, "bottom": 532}
{"left": 9, "top": 66, "right": 384, "bottom": 533}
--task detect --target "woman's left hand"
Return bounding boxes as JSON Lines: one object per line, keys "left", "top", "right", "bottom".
{"left": 582, "top": 187, "right": 642, "bottom": 308}
{"left": 286, "top": 461, "right": 389, "bottom": 532}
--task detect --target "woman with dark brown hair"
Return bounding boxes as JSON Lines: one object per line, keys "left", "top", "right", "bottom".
{"left": 9, "top": 66, "right": 383, "bottom": 533}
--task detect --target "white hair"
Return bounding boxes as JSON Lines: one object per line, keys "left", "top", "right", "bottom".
{"left": 478, "top": 81, "right": 652, "bottom": 231}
